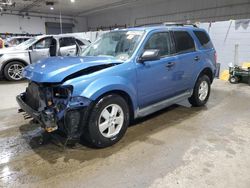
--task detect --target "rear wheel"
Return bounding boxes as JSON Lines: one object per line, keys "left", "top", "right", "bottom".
{"left": 4, "top": 61, "right": 25, "bottom": 81}
{"left": 189, "top": 75, "right": 211, "bottom": 107}
{"left": 82, "top": 94, "right": 129, "bottom": 148}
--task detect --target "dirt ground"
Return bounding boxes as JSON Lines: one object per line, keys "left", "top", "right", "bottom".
{"left": 0, "top": 80, "right": 250, "bottom": 188}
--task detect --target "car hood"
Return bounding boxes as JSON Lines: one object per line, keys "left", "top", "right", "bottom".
{"left": 0, "top": 47, "right": 27, "bottom": 54}
{"left": 23, "top": 56, "right": 122, "bottom": 83}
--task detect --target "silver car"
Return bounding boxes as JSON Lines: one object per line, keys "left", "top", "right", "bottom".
{"left": 0, "top": 35, "right": 90, "bottom": 81}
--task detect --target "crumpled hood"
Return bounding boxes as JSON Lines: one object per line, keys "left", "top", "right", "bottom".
{"left": 23, "top": 56, "right": 122, "bottom": 83}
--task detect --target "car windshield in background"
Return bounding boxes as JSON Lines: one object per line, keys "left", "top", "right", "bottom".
{"left": 16, "top": 37, "right": 37, "bottom": 49}
{"left": 81, "top": 31, "right": 145, "bottom": 61}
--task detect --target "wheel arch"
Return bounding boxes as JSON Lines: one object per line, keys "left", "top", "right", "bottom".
{"left": 197, "top": 67, "right": 214, "bottom": 83}
{"left": 1, "top": 59, "right": 28, "bottom": 79}
{"left": 94, "top": 90, "right": 135, "bottom": 121}
{"left": 2, "top": 59, "right": 28, "bottom": 71}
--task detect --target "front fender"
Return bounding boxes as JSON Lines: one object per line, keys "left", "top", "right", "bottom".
{"left": 81, "top": 76, "right": 137, "bottom": 110}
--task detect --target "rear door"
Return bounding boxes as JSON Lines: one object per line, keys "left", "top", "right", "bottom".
{"left": 59, "top": 37, "right": 77, "bottom": 56}
{"left": 136, "top": 31, "right": 179, "bottom": 108}
{"left": 172, "top": 30, "right": 201, "bottom": 90}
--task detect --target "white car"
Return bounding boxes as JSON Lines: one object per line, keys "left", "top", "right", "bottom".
{"left": 0, "top": 34, "right": 90, "bottom": 81}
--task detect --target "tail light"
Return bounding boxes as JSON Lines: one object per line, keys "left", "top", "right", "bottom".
{"left": 214, "top": 51, "right": 217, "bottom": 64}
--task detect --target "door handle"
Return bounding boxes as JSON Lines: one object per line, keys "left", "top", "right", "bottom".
{"left": 166, "top": 62, "right": 176, "bottom": 68}
{"left": 194, "top": 56, "right": 200, "bottom": 61}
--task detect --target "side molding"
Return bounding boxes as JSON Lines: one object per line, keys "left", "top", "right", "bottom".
{"left": 135, "top": 90, "right": 193, "bottom": 118}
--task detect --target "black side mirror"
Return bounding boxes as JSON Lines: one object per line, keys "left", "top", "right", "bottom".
{"left": 138, "top": 49, "right": 160, "bottom": 63}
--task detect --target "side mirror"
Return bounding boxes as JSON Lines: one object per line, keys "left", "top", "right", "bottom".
{"left": 138, "top": 49, "right": 160, "bottom": 63}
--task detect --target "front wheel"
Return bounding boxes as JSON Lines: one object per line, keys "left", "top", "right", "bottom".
{"left": 189, "top": 75, "right": 211, "bottom": 107}
{"left": 82, "top": 94, "right": 130, "bottom": 148}
{"left": 4, "top": 61, "right": 25, "bottom": 81}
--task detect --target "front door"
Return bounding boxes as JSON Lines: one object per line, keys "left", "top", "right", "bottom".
{"left": 136, "top": 31, "right": 179, "bottom": 108}
{"left": 29, "top": 37, "right": 52, "bottom": 64}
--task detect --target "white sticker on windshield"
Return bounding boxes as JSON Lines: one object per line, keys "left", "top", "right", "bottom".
{"left": 127, "top": 35, "right": 135, "bottom": 40}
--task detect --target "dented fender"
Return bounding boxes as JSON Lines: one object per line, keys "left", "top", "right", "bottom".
{"left": 83, "top": 76, "right": 137, "bottom": 110}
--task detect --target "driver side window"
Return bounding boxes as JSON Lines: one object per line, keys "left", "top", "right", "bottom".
{"left": 144, "top": 32, "right": 172, "bottom": 57}
{"left": 34, "top": 38, "right": 52, "bottom": 49}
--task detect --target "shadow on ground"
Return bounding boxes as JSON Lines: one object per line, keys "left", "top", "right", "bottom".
{"left": 17, "top": 85, "right": 229, "bottom": 166}
{"left": 0, "top": 79, "right": 27, "bottom": 85}
{"left": 19, "top": 104, "right": 204, "bottom": 165}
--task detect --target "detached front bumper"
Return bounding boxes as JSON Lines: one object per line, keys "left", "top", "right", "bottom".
{"left": 16, "top": 93, "right": 93, "bottom": 138}
{"left": 16, "top": 93, "right": 58, "bottom": 132}
{"left": 17, "top": 94, "right": 41, "bottom": 121}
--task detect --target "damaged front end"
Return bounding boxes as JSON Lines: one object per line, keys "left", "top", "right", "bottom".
{"left": 16, "top": 82, "right": 93, "bottom": 139}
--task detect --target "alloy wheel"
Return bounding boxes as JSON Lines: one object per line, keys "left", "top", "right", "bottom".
{"left": 98, "top": 104, "right": 124, "bottom": 138}
{"left": 7, "top": 64, "right": 24, "bottom": 80}
{"left": 198, "top": 81, "right": 209, "bottom": 101}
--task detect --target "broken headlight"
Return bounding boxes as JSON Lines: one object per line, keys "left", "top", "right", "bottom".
{"left": 53, "top": 86, "right": 73, "bottom": 99}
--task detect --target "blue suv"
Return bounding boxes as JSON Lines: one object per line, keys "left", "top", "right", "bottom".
{"left": 17, "top": 24, "right": 216, "bottom": 148}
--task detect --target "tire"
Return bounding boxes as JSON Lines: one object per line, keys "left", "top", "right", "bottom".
{"left": 4, "top": 61, "right": 25, "bottom": 81}
{"left": 229, "top": 76, "right": 239, "bottom": 84}
{"left": 189, "top": 75, "right": 211, "bottom": 107}
{"left": 82, "top": 94, "right": 130, "bottom": 148}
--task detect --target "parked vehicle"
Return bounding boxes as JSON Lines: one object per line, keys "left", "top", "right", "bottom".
{"left": 0, "top": 37, "right": 4, "bottom": 49}
{"left": 0, "top": 34, "right": 90, "bottom": 81}
{"left": 17, "top": 24, "right": 217, "bottom": 148}
{"left": 4, "top": 36, "right": 31, "bottom": 48}
{"left": 229, "top": 65, "right": 250, "bottom": 85}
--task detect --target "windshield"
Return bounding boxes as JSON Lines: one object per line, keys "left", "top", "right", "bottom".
{"left": 16, "top": 37, "right": 37, "bottom": 49}
{"left": 81, "top": 31, "right": 145, "bottom": 61}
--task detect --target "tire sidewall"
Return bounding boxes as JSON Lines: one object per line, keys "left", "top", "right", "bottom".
{"left": 4, "top": 61, "right": 25, "bottom": 81}
{"left": 229, "top": 76, "right": 238, "bottom": 84}
{"left": 87, "top": 94, "right": 129, "bottom": 148}
{"left": 193, "top": 75, "right": 211, "bottom": 106}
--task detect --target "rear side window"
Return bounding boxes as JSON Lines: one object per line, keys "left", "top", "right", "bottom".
{"left": 194, "top": 31, "right": 213, "bottom": 49}
{"left": 59, "top": 37, "right": 76, "bottom": 47}
{"left": 173, "top": 31, "right": 195, "bottom": 54}
{"left": 76, "top": 39, "right": 85, "bottom": 46}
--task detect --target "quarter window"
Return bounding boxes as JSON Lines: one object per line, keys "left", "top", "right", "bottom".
{"left": 194, "top": 31, "right": 213, "bottom": 49}
{"left": 144, "top": 32, "right": 172, "bottom": 57}
{"left": 173, "top": 31, "right": 195, "bottom": 54}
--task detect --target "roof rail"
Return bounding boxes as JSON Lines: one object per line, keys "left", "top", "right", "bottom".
{"left": 134, "top": 22, "right": 199, "bottom": 28}
{"left": 163, "top": 22, "right": 198, "bottom": 28}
